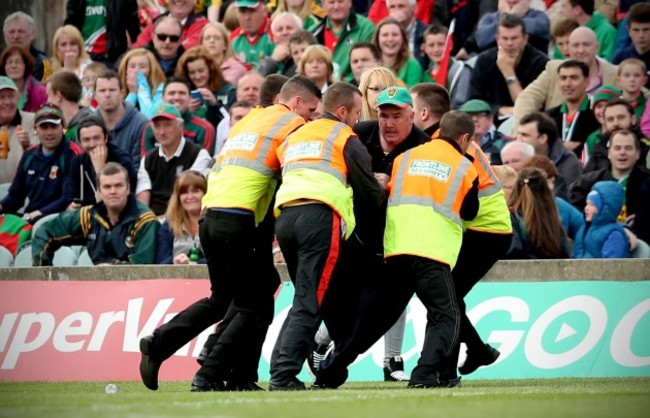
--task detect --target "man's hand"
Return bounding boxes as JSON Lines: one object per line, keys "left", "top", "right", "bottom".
{"left": 271, "top": 44, "right": 290, "bottom": 62}
{"left": 174, "top": 253, "right": 190, "bottom": 264}
{"left": 496, "top": 47, "right": 517, "bottom": 78}
{"left": 67, "top": 201, "right": 82, "bottom": 211}
{"left": 89, "top": 144, "right": 108, "bottom": 173}
{"left": 374, "top": 173, "right": 390, "bottom": 190}
{"left": 15, "top": 126, "right": 30, "bottom": 149}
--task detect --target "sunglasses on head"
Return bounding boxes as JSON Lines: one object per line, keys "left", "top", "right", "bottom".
{"left": 155, "top": 33, "right": 181, "bottom": 42}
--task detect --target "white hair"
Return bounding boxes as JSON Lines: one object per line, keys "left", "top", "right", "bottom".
{"left": 271, "top": 12, "right": 303, "bottom": 33}
{"left": 3, "top": 11, "right": 35, "bottom": 33}
{"left": 386, "top": 0, "right": 416, "bottom": 9}
{"left": 501, "top": 141, "right": 536, "bottom": 158}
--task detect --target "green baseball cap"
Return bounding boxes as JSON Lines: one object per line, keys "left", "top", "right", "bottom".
{"left": 459, "top": 99, "right": 492, "bottom": 114}
{"left": 0, "top": 76, "right": 17, "bottom": 91}
{"left": 236, "top": 0, "right": 263, "bottom": 8}
{"left": 150, "top": 102, "right": 182, "bottom": 121}
{"left": 591, "top": 85, "right": 621, "bottom": 108}
{"left": 376, "top": 86, "right": 413, "bottom": 109}
{"left": 34, "top": 103, "right": 65, "bottom": 127}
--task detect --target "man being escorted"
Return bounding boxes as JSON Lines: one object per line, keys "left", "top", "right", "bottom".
{"left": 32, "top": 162, "right": 159, "bottom": 265}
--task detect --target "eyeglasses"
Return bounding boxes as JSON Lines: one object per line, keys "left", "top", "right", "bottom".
{"left": 155, "top": 33, "right": 181, "bottom": 42}
{"left": 367, "top": 86, "right": 383, "bottom": 93}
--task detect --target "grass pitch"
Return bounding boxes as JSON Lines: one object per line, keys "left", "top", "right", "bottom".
{"left": 1, "top": 378, "right": 649, "bottom": 418}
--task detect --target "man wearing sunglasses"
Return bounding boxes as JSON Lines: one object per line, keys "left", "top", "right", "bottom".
{"left": 148, "top": 16, "right": 186, "bottom": 77}
{"left": 132, "top": 0, "right": 208, "bottom": 51}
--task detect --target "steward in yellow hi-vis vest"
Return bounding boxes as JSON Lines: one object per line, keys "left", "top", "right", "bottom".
{"left": 269, "top": 82, "right": 385, "bottom": 391}
{"left": 438, "top": 140, "right": 513, "bottom": 383}
{"left": 137, "top": 76, "right": 324, "bottom": 393}
{"left": 383, "top": 111, "right": 480, "bottom": 389}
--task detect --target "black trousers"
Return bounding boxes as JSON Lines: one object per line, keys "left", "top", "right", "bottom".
{"left": 196, "top": 209, "right": 280, "bottom": 383}
{"left": 148, "top": 211, "right": 256, "bottom": 363}
{"left": 269, "top": 204, "right": 343, "bottom": 385}
{"left": 439, "top": 230, "right": 512, "bottom": 379}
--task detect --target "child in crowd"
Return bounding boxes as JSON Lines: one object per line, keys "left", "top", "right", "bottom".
{"left": 492, "top": 164, "right": 517, "bottom": 202}
{"left": 551, "top": 18, "right": 579, "bottom": 60}
{"left": 80, "top": 62, "right": 108, "bottom": 108}
{"left": 618, "top": 58, "right": 649, "bottom": 120}
{"left": 573, "top": 181, "right": 630, "bottom": 259}
{"left": 288, "top": 30, "right": 318, "bottom": 78}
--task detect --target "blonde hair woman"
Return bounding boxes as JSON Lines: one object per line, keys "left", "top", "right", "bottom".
{"left": 358, "top": 66, "right": 399, "bottom": 121}
{"left": 118, "top": 48, "right": 166, "bottom": 115}
{"left": 50, "top": 25, "right": 92, "bottom": 80}
{"left": 200, "top": 22, "right": 246, "bottom": 87}
{"left": 298, "top": 44, "right": 334, "bottom": 92}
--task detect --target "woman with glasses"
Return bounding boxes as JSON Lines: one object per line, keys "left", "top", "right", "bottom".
{"left": 372, "top": 18, "right": 423, "bottom": 88}
{"left": 200, "top": 22, "right": 247, "bottom": 87}
{"left": 358, "top": 66, "right": 399, "bottom": 121}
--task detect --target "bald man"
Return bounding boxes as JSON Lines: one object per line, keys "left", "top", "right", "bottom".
{"left": 513, "top": 27, "right": 619, "bottom": 132}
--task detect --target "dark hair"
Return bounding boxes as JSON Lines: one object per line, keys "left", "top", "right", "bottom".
{"left": 279, "top": 74, "right": 322, "bottom": 102}
{"left": 410, "top": 82, "right": 450, "bottom": 120}
{"left": 0, "top": 45, "right": 34, "bottom": 80}
{"left": 289, "top": 30, "right": 317, "bottom": 46}
{"left": 609, "top": 129, "right": 641, "bottom": 150}
{"left": 552, "top": 18, "right": 579, "bottom": 38}
{"left": 604, "top": 98, "right": 635, "bottom": 120}
{"left": 499, "top": 13, "right": 526, "bottom": 35}
{"left": 164, "top": 75, "right": 192, "bottom": 94}
{"left": 349, "top": 42, "right": 381, "bottom": 61}
{"left": 424, "top": 23, "right": 448, "bottom": 38}
{"left": 440, "top": 110, "right": 474, "bottom": 140}
{"left": 47, "top": 71, "right": 83, "bottom": 103}
{"left": 323, "top": 82, "right": 361, "bottom": 114}
{"left": 519, "top": 112, "right": 558, "bottom": 146}
{"left": 567, "top": 0, "right": 594, "bottom": 16}
{"left": 558, "top": 59, "right": 589, "bottom": 78}
{"left": 77, "top": 115, "right": 109, "bottom": 139}
{"left": 94, "top": 69, "right": 122, "bottom": 90}
{"left": 97, "top": 162, "right": 129, "bottom": 189}
{"left": 372, "top": 17, "right": 410, "bottom": 76}
{"left": 260, "top": 74, "right": 289, "bottom": 107}
{"left": 629, "top": 2, "right": 650, "bottom": 24}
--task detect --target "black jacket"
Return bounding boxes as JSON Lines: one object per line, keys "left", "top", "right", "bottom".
{"left": 65, "top": 0, "right": 140, "bottom": 64}
{"left": 547, "top": 103, "right": 600, "bottom": 159}
{"left": 585, "top": 126, "right": 650, "bottom": 173}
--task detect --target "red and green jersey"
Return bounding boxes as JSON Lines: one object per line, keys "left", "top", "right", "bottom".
{"left": 81, "top": 0, "right": 107, "bottom": 55}
{"left": 0, "top": 214, "right": 32, "bottom": 256}
{"left": 230, "top": 17, "right": 275, "bottom": 69}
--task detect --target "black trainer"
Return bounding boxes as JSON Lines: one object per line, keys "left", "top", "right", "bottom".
{"left": 383, "top": 356, "right": 409, "bottom": 381}
{"left": 458, "top": 344, "right": 500, "bottom": 375}
{"left": 268, "top": 377, "right": 306, "bottom": 391}
{"left": 191, "top": 375, "right": 225, "bottom": 392}
{"left": 139, "top": 335, "right": 161, "bottom": 391}
{"left": 308, "top": 343, "right": 333, "bottom": 376}
{"left": 225, "top": 381, "right": 265, "bottom": 391}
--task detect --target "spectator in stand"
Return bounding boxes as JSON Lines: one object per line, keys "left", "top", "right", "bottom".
{"left": 146, "top": 16, "right": 186, "bottom": 77}
{"left": 65, "top": 0, "right": 141, "bottom": 67}
{"left": 136, "top": 103, "right": 212, "bottom": 216}
{"left": 410, "top": 82, "right": 450, "bottom": 137}
{"left": 349, "top": 42, "right": 381, "bottom": 87}
{"left": 505, "top": 167, "right": 570, "bottom": 259}
{"left": 570, "top": 129, "right": 650, "bottom": 227}
{"left": 0, "top": 103, "right": 82, "bottom": 223}
{"left": 492, "top": 164, "right": 517, "bottom": 201}
{"left": 80, "top": 61, "right": 107, "bottom": 108}
{"left": 230, "top": 0, "right": 275, "bottom": 68}
{"left": 94, "top": 70, "right": 149, "bottom": 173}
{"left": 288, "top": 30, "right": 318, "bottom": 76}
{"left": 66, "top": 115, "right": 136, "bottom": 209}
{"left": 613, "top": 3, "right": 650, "bottom": 88}
{"left": 372, "top": 18, "right": 423, "bottom": 88}
{"left": 175, "top": 46, "right": 237, "bottom": 127}
{"left": 469, "top": 13, "right": 549, "bottom": 118}
{"left": 573, "top": 180, "right": 631, "bottom": 258}
{"left": 586, "top": 99, "right": 650, "bottom": 173}
{"left": 618, "top": 58, "right": 648, "bottom": 121}
{"left": 0, "top": 76, "right": 38, "bottom": 184}
{"left": 200, "top": 22, "right": 247, "bottom": 87}
{"left": 214, "top": 99, "right": 255, "bottom": 155}
{"left": 272, "top": 0, "right": 326, "bottom": 29}
{"left": 546, "top": 60, "right": 600, "bottom": 160}
{"left": 118, "top": 48, "right": 166, "bottom": 116}
{"left": 45, "top": 71, "right": 94, "bottom": 143}
{"left": 32, "top": 162, "right": 159, "bottom": 266}
{"left": 386, "top": 0, "right": 428, "bottom": 68}
{"left": 0, "top": 46, "right": 47, "bottom": 113}
{"left": 133, "top": 0, "right": 208, "bottom": 50}
{"left": 561, "top": 0, "right": 617, "bottom": 61}
{"left": 513, "top": 27, "right": 619, "bottom": 131}
{"left": 297, "top": 45, "right": 335, "bottom": 92}
{"left": 3, "top": 12, "right": 51, "bottom": 82}
{"left": 584, "top": 85, "right": 622, "bottom": 159}
{"left": 311, "top": 0, "right": 376, "bottom": 82}
{"left": 552, "top": 18, "right": 580, "bottom": 59}
{"left": 359, "top": 66, "right": 400, "bottom": 121}
{"left": 142, "top": 76, "right": 216, "bottom": 155}
{"left": 259, "top": 12, "right": 303, "bottom": 77}
{"left": 50, "top": 25, "right": 93, "bottom": 81}
{"left": 459, "top": 99, "right": 512, "bottom": 165}
{"left": 156, "top": 170, "right": 206, "bottom": 264}
{"left": 517, "top": 111, "right": 583, "bottom": 192}
{"left": 501, "top": 140, "right": 535, "bottom": 172}
{"left": 258, "top": 74, "right": 290, "bottom": 107}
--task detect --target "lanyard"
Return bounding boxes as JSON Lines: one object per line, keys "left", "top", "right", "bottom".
{"left": 562, "top": 112, "right": 579, "bottom": 143}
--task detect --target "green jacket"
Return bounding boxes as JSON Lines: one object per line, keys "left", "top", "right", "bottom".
{"left": 397, "top": 57, "right": 424, "bottom": 88}
{"left": 587, "top": 11, "right": 617, "bottom": 62}
{"left": 32, "top": 195, "right": 159, "bottom": 266}
{"left": 310, "top": 13, "right": 376, "bottom": 82}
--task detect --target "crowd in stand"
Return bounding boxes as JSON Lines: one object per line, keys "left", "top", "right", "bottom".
{"left": 0, "top": 0, "right": 650, "bottom": 264}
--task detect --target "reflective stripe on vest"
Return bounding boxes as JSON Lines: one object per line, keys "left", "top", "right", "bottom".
{"left": 281, "top": 121, "right": 348, "bottom": 184}
{"left": 388, "top": 151, "right": 472, "bottom": 228}
{"left": 467, "top": 142, "right": 502, "bottom": 198}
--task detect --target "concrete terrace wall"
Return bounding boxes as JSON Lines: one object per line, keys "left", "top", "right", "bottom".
{"left": 1, "top": 259, "right": 649, "bottom": 281}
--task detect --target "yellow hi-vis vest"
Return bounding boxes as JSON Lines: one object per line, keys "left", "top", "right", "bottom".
{"left": 463, "top": 142, "right": 512, "bottom": 233}
{"left": 384, "top": 139, "right": 478, "bottom": 268}
{"left": 275, "top": 118, "right": 355, "bottom": 239}
{"left": 202, "top": 104, "right": 305, "bottom": 225}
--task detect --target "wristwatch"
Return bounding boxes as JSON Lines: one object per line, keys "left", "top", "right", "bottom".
{"left": 505, "top": 76, "right": 519, "bottom": 86}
